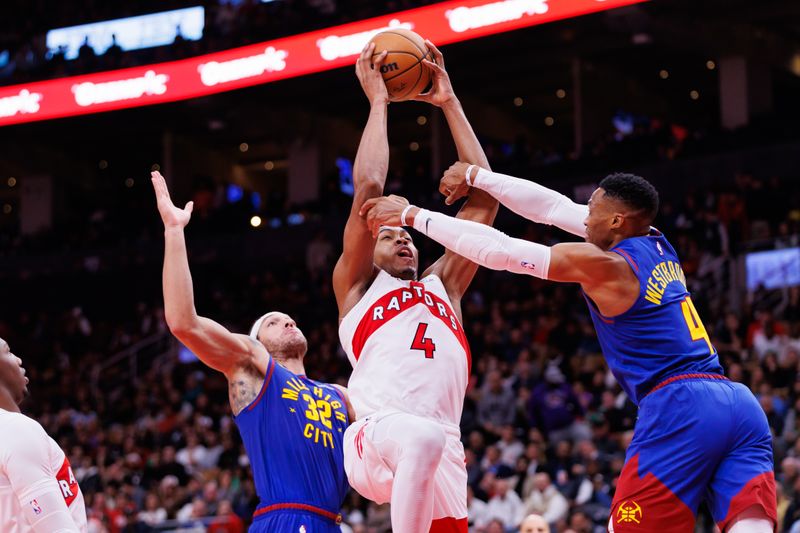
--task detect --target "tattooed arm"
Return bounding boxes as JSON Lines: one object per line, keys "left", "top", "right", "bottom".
{"left": 228, "top": 370, "right": 267, "bottom": 416}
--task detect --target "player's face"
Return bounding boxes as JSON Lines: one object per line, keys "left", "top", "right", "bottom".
{"left": 0, "top": 338, "right": 28, "bottom": 403}
{"left": 373, "top": 227, "right": 418, "bottom": 280}
{"left": 584, "top": 188, "right": 620, "bottom": 250}
{"left": 257, "top": 313, "right": 308, "bottom": 358}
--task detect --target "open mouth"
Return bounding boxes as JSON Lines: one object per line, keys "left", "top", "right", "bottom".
{"left": 397, "top": 246, "right": 413, "bottom": 259}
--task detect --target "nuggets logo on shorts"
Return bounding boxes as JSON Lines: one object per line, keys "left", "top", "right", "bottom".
{"left": 616, "top": 501, "right": 643, "bottom": 524}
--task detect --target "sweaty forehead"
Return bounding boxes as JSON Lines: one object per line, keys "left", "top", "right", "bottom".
{"left": 378, "top": 227, "right": 411, "bottom": 239}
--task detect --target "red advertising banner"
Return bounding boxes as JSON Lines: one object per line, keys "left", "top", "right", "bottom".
{"left": 0, "top": 0, "right": 645, "bottom": 127}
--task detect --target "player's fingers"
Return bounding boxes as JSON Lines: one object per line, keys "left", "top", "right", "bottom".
{"left": 425, "top": 40, "right": 445, "bottom": 67}
{"left": 360, "top": 42, "right": 374, "bottom": 61}
{"left": 411, "top": 92, "right": 433, "bottom": 104}
{"left": 421, "top": 59, "right": 444, "bottom": 75}
{"left": 367, "top": 215, "right": 380, "bottom": 237}
{"left": 150, "top": 173, "right": 167, "bottom": 198}
{"left": 446, "top": 188, "right": 465, "bottom": 205}
{"left": 372, "top": 50, "right": 388, "bottom": 68}
{"left": 184, "top": 201, "right": 194, "bottom": 214}
{"left": 359, "top": 198, "right": 379, "bottom": 217}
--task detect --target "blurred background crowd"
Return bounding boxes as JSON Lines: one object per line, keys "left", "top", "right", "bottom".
{"left": 2, "top": 165, "right": 799, "bottom": 532}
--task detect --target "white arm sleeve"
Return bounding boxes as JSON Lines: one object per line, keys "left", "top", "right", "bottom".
{"left": 472, "top": 168, "right": 588, "bottom": 238}
{"left": 4, "top": 418, "right": 81, "bottom": 533}
{"left": 413, "top": 208, "right": 551, "bottom": 279}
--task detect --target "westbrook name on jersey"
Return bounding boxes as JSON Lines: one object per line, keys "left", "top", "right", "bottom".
{"left": 584, "top": 230, "right": 722, "bottom": 404}
{"left": 585, "top": 230, "right": 776, "bottom": 532}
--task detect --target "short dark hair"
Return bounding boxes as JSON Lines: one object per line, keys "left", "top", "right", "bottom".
{"left": 598, "top": 172, "right": 659, "bottom": 223}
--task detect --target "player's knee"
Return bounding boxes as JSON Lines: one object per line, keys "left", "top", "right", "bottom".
{"left": 403, "top": 422, "right": 446, "bottom": 466}
{"left": 726, "top": 504, "right": 773, "bottom": 533}
{"left": 726, "top": 518, "right": 772, "bottom": 533}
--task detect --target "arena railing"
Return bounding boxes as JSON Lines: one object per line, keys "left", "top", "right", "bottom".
{"left": 90, "top": 331, "right": 174, "bottom": 398}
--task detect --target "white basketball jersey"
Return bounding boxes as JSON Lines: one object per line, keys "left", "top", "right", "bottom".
{"left": 339, "top": 270, "right": 471, "bottom": 427}
{"left": 0, "top": 409, "right": 87, "bottom": 533}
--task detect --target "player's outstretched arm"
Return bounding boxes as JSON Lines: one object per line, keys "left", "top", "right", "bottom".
{"left": 414, "top": 40, "right": 499, "bottom": 302}
{"left": 5, "top": 418, "right": 83, "bottom": 532}
{"left": 440, "top": 163, "right": 589, "bottom": 238}
{"left": 333, "top": 43, "right": 391, "bottom": 315}
{"left": 151, "top": 172, "right": 262, "bottom": 375}
{"left": 361, "top": 196, "right": 631, "bottom": 290}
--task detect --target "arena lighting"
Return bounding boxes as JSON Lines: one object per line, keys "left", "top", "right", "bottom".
{"left": 0, "top": 0, "right": 647, "bottom": 127}
{"left": 46, "top": 7, "right": 205, "bottom": 60}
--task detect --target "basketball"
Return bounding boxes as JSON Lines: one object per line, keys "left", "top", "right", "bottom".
{"left": 369, "top": 29, "right": 431, "bottom": 102}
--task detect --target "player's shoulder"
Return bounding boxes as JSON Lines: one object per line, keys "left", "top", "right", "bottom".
{"left": 0, "top": 411, "right": 50, "bottom": 455}
{"left": 0, "top": 409, "right": 45, "bottom": 433}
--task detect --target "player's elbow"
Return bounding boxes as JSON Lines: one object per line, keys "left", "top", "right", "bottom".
{"left": 165, "top": 314, "right": 200, "bottom": 338}
{"left": 356, "top": 175, "right": 384, "bottom": 197}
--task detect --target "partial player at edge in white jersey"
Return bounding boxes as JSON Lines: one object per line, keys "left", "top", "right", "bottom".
{"left": 333, "top": 41, "right": 498, "bottom": 533}
{"left": 0, "top": 337, "right": 88, "bottom": 533}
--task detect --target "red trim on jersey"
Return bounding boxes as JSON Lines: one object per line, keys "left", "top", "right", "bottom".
{"left": 351, "top": 284, "right": 471, "bottom": 372}
{"left": 354, "top": 423, "right": 367, "bottom": 459}
{"left": 716, "top": 471, "right": 777, "bottom": 532}
{"left": 429, "top": 516, "right": 468, "bottom": 532}
{"left": 611, "top": 453, "right": 696, "bottom": 532}
{"left": 55, "top": 457, "right": 80, "bottom": 507}
{"left": 253, "top": 502, "right": 342, "bottom": 524}
{"left": 582, "top": 293, "right": 615, "bottom": 324}
{"left": 614, "top": 248, "right": 640, "bottom": 272}
{"left": 246, "top": 356, "right": 276, "bottom": 412}
{"left": 645, "top": 373, "right": 728, "bottom": 398}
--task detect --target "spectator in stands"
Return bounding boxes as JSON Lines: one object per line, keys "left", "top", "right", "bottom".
{"left": 528, "top": 364, "right": 586, "bottom": 442}
{"left": 209, "top": 500, "right": 245, "bottom": 533}
{"left": 522, "top": 472, "right": 569, "bottom": 526}
{"left": 519, "top": 513, "right": 548, "bottom": 533}
{"left": 486, "top": 478, "right": 523, "bottom": 528}
{"left": 478, "top": 370, "right": 517, "bottom": 436}
{"left": 137, "top": 492, "right": 167, "bottom": 528}
{"left": 467, "top": 485, "right": 491, "bottom": 531}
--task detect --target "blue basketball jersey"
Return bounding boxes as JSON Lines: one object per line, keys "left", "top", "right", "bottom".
{"left": 234, "top": 357, "right": 350, "bottom": 518}
{"left": 584, "top": 230, "right": 723, "bottom": 404}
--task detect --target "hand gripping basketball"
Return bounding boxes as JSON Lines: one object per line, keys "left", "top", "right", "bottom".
{"left": 413, "top": 40, "right": 455, "bottom": 108}
{"left": 369, "top": 29, "right": 432, "bottom": 102}
{"left": 356, "top": 42, "right": 389, "bottom": 105}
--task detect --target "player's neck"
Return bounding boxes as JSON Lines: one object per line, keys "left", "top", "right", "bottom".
{"left": 272, "top": 355, "right": 306, "bottom": 376}
{"left": 0, "top": 388, "right": 20, "bottom": 412}
{"left": 609, "top": 227, "right": 649, "bottom": 249}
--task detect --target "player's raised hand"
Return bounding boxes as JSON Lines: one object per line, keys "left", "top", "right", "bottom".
{"left": 414, "top": 40, "right": 455, "bottom": 108}
{"left": 151, "top": 171, "right": 193, "bottom": 229}
{"left": 439, "top": 161, "right": 476, "bottom": 205}
{"left": 359, "top": 194, "right": 412, "bottom": 236}
{"left": 356, "top": 42, "right": 389, "bottom": 106}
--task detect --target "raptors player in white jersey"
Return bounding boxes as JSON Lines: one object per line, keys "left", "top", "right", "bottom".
{"left": 334, "top": 41, "right": 498, "bottom": 533}
{"left": 0, "top": 338, "right": 87, "bottom": 533}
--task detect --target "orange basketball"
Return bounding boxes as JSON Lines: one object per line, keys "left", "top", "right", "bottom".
{"left": 369, "top": 29, "right": 431, "bottom": 102}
